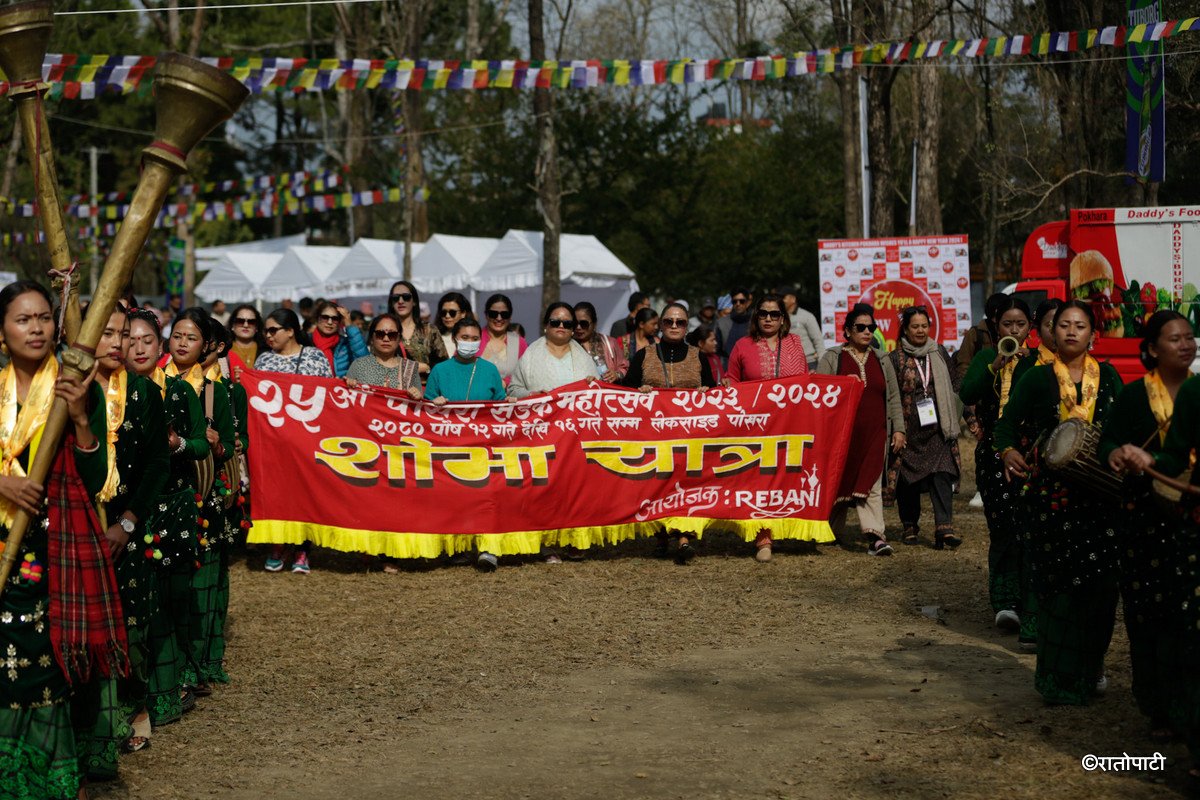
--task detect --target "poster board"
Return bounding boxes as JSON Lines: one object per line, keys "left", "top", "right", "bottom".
{"left": 817, "top": 235, "right": 971, "bottom": 352}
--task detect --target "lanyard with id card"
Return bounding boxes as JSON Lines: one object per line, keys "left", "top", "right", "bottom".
{"left": 914, "top": 355, "right": 938, "bottom": 428}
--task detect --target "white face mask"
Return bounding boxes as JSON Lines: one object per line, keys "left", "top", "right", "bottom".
{"left": 456, "top": 339, "right": 481, "bottom": 358}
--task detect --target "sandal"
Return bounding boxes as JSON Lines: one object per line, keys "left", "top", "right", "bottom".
{"left": 122, "top": 712, "right": 151, "bottom": 753}
{"left": 180, "top": 688, "right": 197, "bottom": 713}
{"left": 934, "top": 526, "right": 961, "bottom": 550}
{"left": 901, "top": 525, "right": 919, "bottom": 545}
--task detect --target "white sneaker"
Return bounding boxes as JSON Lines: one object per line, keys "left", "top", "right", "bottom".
{"left": 1095, "top": 674, "right": 1108, "bottom": 695}
{"left": 969, "top": 492, "right": 984, "bottom": 509}
{"left": 995, "top": 609, "right": 1020, "bottom": 631}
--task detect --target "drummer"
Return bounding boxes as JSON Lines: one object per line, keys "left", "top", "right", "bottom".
{"left": 1102, "top": 310, "right": 1196, "bottom": 743}
{"left": 993, "top": 299, "right": 1124, "bottom": 705}
{"left": 959, "top": 297, "right": 1033, "bottom": 635}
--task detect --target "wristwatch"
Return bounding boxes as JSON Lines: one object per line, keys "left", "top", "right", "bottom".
{"left": 119, "top": 517, "right": 136, "bottom": 535}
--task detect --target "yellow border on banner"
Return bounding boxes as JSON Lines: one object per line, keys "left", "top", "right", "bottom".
{"left": 248, "top": 516, "right": 835, "bottom": 559}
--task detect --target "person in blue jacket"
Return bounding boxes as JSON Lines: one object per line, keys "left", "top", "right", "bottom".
{"left": 309, "top": 299, "right": 368, "bottom": 377}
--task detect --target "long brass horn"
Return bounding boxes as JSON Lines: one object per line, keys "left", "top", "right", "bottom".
{"left": 0, "top": 51, "right": 249, "bottom": 595}
{"left": 0, "top": 0, "right": 82, "bottom": 341}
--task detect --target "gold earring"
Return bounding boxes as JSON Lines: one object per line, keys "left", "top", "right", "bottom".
{"left": 0, "top": 340, "right": 7, "bottom": 355}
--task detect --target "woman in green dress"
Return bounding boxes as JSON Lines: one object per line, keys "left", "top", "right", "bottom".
{"left": 76, "top": 305, "right": 170, "bottom": 778}
{"left": 0, "top": 280, "right": 117, "bottom": 799}
{"left": 994, "top": 299, "right": 1124, "bottom": 705}
{"left": 959, "top": 297, "right": 1033, "bottom": 633}
{"left": 1101, "top": 310, "right": 1195, "bottom": 741}
{"left": 165, "top": 308, "right": 234, "bottom": 695}
{"left": 125, "top": 309, "right": 209, "bottom": 728}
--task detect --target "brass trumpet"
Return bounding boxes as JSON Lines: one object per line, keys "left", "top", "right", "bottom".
{"left": 0, "top": 33, "right": 249, "bottom": 594}
{"left": 998, "top": 336, "right": 1021, "bottom": 359}
{"left": 0, "top": 0, "right": 81, "bottom": 340}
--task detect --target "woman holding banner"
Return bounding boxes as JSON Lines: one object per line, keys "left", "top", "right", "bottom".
{"left": 1101, "top": 310, "right": 1195, "bottom": 740}
{"left": 508, "top": 303, "right": 599, "bottom": 401}
{"left": 885, "top": 306, "right": 961, "bottom": 550}
{"left": 345, "top": 313, "right": 423, "bottom": 398}
{"left": 995, "top": 300, "right": 1123, "bottom": 706}
{"left": 622, "top": 303, "right": 716, "bottom": 564}
{"left": 816, "top": 303, "right": 904, "bottom": 556}
{"left": 724, "top": 294, "right": 808, "bottom": 562}
{"left": 0, "top": 281, "right": 116, "bottom": 799}
{"left": 959, "top": 297, "right": 1033, "bottom": 631}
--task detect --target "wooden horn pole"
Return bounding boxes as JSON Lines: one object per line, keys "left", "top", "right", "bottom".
{"left": 0, "top": 43, "right": 249, "bottom": 596}
{"left": 0, "top": 0, "right": 81, "bottom": 341}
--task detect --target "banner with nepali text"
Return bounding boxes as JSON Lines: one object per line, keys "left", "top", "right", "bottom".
{"left": 241, "top": 372, "right": 863, "bottom": 558}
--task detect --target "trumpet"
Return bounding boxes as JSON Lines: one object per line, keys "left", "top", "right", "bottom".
{"left": 0, "top": 11, "right": 249, "bottom": 595}
{"left": 998, "top": 336, "right": 1021, "bottom": 358}
{"left": 0, "top": 0, "right": 82, "bottom": 341}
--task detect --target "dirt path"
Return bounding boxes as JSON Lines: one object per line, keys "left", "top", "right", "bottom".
{"left": 94, "top": 449, "right": 1185, "bottom": 799}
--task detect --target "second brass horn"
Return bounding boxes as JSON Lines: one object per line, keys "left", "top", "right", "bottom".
{"left": 0, "top": 0, "right": 82, "bottom": 340}
{"left": 0, "top": 53, "right": 249, "bottom": 596}
{"left": 998, "top": 336, "right": 1020, "bottom": 358}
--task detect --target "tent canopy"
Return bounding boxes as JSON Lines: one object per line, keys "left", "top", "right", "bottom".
{"left": 259, "top": 246, "right": 350, "bottom": 302}
{"left": 322, "top": 238, "right": 425, "bottom": 298}
{"left": 194, "top": 252, "right": 282, "bottom": 303}
{"left": 195, "top": 234, "right": 305, "bottom": 274}
{"left": 412, "top": 234, "right": 500, "bottom": 284}
{"left": 472, "top": 230, "right": 634, "bottom": 291}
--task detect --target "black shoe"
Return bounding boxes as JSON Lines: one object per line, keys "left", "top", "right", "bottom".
{"left": 675, "top": 541, "right": 696, "bottom": 565}
{"left": 180, "top": 688, "right": 197, "bottom": 713}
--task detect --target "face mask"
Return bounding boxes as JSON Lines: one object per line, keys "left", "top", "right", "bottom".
{"left": 457, "top": 340, "right": 481, "bottom": 358}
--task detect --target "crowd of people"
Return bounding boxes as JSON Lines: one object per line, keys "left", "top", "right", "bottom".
{"left": 5, "top": 273, "right": 1200, "bottom": 794}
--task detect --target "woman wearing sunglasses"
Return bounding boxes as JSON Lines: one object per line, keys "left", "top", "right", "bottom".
{"left": 816, "top": 303, "right": 905, "bottom": 557}
{"left": 508, "top": 302, "right": 599, "bottom": 401}
{"left": 225, "top": 304, "right": 266, "bottom": 377}
{"left": 310, "top": 299, "right": 368, "bottom": 379}
{"left": 435, "top": 292, "right": 473, "bottom": 357}
{"left": 344, "top": 313, "right": 423, "bottom": 399}
{"left": 622, "top": 303, "right": 717, "bottom": 564}
{"left": 724, "top": 293, "right": 809, "bottom": 562}
{"left": 387, "top": 280, "right": 447, "bottom": 382}
{"left": 573, "top": 301, "right": 627, "bottom": 382}
{"left": 479, "top": 293, "right": 527, "bottom": 387}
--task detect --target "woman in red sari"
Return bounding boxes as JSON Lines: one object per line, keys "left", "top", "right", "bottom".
{"left": 816, "top": 303, "right": 905, "bottom": 555}
{"left": 725, "top": 293, "right": 808, "bottom": 561}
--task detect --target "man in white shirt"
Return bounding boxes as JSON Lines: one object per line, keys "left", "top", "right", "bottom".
{"left": 783, "top": 289, "right": 824, "bottom": 369}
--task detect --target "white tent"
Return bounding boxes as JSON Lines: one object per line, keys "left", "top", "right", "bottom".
{"left": 258, "top": 245, "right": 350, "bottom": 302}
{"left": 195, "top": 234, "right": 305, "bottom": 273}
{"left": 470, "top": 231, "right": 638, "bottom": 335}
{"left": 412, "top": 234, "right": 501, "bottom": 284}
{"left": 321, "top": 238, "right": 426, "bottom": 298}
{"left": 194, "top": 253, "right": 282, "bottom": 304}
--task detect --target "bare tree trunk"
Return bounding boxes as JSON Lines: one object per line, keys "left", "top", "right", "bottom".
{"left": 912, "top": 0, "right": 942, "bottom": 235}
{"left": 187, "top": 0, "right": 205, "bottom": 57}
{"left": 167, "top": 0, "right": 180, "bottom": 48}
{"left": 334, "top": 2, "right": 375, "bottom": 243}
{"left": 530, "top": 0, "right": 562, "bottom": 308}
{"left": 272, "top": 93, "right": 286, "bottom": 239}
{"left": 866, "top": 75, "right": 895, "bottom": 237}
{"left": 829, "top": 0, "right": 861, "bottom": 237}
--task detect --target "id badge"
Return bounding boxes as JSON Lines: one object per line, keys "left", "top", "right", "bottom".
{"left": 916, "top": 397, "right": 938, "bottom": 428}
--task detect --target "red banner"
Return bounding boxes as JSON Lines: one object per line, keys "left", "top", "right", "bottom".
{"left": 241, "top": 372, "right": 864, "bottom": 557}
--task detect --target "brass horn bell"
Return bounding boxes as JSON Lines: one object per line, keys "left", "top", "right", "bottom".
{"left": 0, "top": 0, "right": 53, "bottom": 93}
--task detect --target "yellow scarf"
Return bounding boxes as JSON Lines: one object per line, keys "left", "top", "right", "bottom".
{"left": 205, "top": 363, "right": 223, "bottom": 383}
{"left": 0, "top": 356, "right": 58, "bottom": 528}
{"left": 149, "top": 367, "right": 166, "bottom": 398}
{"left": 165, "top": 360, "right": 205, "bottom": 396}
{"left": 95, "top": 370, "right": 127, "bottom": 503}
{"left": 1052, "top": 355, "right": 1101, "bottom": 422}
{"left": 1145, "top": 369, "right": 1192, "bottom": 445}
{"left": 1037, "top": 344, "right": 1056, "bottom": 366}
{"left": 998, "top": 357, "right": 1018, "bottom": 416}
